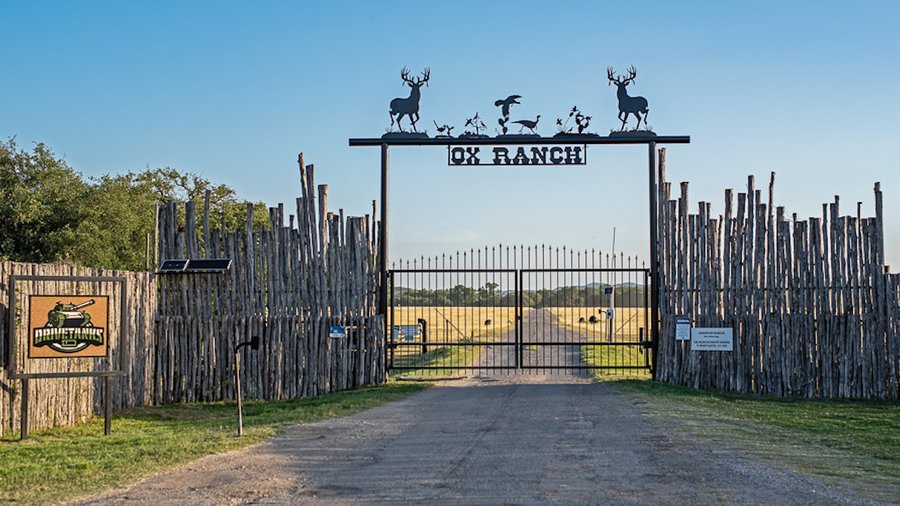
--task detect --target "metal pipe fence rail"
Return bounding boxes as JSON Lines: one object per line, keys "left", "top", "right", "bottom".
{"left": 389, "top": 245, "right": 652, "bottom": 377}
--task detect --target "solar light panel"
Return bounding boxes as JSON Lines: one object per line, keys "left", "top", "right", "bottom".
{"left": 185, "top": 258, "right": 232, "bottom": 272}
{"left": 158, "top": 259, "right": 188, "bottom": 273}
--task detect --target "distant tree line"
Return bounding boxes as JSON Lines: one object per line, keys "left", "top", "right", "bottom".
{"left": 393, "top": 284, "right": 647, "bottom": 308}
{"left": 0, "top": 138, "right": 269, "bottom": 271}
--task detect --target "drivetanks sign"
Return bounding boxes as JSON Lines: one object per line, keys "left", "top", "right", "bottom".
{"left": 29, "top": 295, "right": 109, "bottom": 358}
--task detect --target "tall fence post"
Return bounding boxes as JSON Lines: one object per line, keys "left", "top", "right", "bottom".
{"left": 648, "top": 142, "right": 660, "bottom": 380}
{"left": 380, "top": 144, "right": 390, "bottom": 349}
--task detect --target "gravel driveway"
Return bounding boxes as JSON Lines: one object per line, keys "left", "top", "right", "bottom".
{"left": 75, "top": 374, "right": 863, "bottom": 505}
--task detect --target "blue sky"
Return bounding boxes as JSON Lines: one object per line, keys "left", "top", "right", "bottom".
{"left": 3, "top": 1, "right": 899, "bottom": 265}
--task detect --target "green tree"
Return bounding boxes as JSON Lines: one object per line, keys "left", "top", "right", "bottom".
{"left": 135, "top": 168, "right": 268, "bottom": 234}
{"left": 0, "top": 138, "right": 270, "bottom": 271}
{"left": 66, "top": 172, "right": 158, "bottom": 270}
{"left": 71, "top": 169, "right": 269, "bottom": 271}
{"left": 0, "top": 139, "right": 89, "bottom": 263}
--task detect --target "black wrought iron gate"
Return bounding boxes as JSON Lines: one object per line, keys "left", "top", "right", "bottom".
{"left": 387, "top": 251, "right": 651, "bottom": 376}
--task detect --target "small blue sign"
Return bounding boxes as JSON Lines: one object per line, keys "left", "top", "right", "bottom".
{"left": 604, "top": 287, "right": 614, "bottom": 295}
{"left": 329, "top": 326, "right": 346, "bottom": 339}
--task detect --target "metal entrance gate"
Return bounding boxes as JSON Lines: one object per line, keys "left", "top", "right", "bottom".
{"left": 387, "top": 251, "right": 651, "bottom": 375}
{"left": 517, "top": 268, "right": 650, "bottom": 372}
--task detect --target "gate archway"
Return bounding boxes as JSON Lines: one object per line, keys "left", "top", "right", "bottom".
{"left": 350, "top": 136, "right": 689, "bottom": 377}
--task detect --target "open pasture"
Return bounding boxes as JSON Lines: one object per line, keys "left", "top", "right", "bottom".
{"left": 388, "top": 306, "right": 527, "bottom": 375}
{"left": 547, "top": 307, "right": 649, "bottom": 342}
{"left": 546, "top": 307, "right": 650, "bottom": 376}
{"left": 390, "top": 306, "right": 523, "bottom": 343}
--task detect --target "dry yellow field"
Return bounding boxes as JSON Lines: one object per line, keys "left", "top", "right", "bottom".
{"left": 387, "top": 305, "right": 649, "bottom": 375}
{"left": 388, "top": 306, "right": 526, "bottom": 375}
{"left": 547, "top": 307, "right": 648, "bottom": 341}
{"left": 389, "top": 306, "right": 526, "bottom": 344}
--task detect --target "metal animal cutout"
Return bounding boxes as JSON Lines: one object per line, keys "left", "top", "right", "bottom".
{"left": 433, "top": 120, "right": 454, "bottom": 138}
{"left": 463, "top": 112, "right": 487, "bottom": 136}
{"left": 607, "top": 66, "right": 649, "bottom": 131}
{"left": 389, "top": 67, "right": 430, "bottom": 132}
{"left": 512, "top": 115, "right": 540, "bottom": 134}
{"left": 494, "top": 95, "right": 521, "bottom": 135}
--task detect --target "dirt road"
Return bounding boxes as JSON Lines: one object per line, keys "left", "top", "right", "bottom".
{"left": 76, "top": 374, "right": 862, "bottom": 505}
{"left": 477, "top": 308, "right": 626, "bottom": 373}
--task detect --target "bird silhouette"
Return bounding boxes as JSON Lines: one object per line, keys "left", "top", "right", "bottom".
{"left": 464, "top": 113, "right": 486, "bottom": 135}
{"left": 512, "top": 115, "right": 541, "bottom": 134}
{"left": 433, "top": 120, "right": 454, "bottom": 137}
{"left": 494, "top": 95, "right": 522, "bottom": 118}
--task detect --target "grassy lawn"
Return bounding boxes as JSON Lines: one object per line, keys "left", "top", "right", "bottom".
{"left": 609, "top": 379, "right": 900, "bottom": 501}
{"left": 0, "top": 382, "right": 429, "bottom": 505}
{"left": 581, "top": 344, "right": 651, "bottom": 378}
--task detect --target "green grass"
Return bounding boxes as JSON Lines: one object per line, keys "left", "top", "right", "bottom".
{"left": 610, "top": 379, "right": 900, "bottom": 501}
{"left": 390, "top": 343, "right": 483, "bottom": 378}
{"left": 0, "top": 382, "right": 429, "bottom": 505}
{"left": 580, "top": 344, "right": 651, "bottom": 378}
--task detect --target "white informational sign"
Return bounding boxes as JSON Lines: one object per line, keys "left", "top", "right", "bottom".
{"left": 392, "top": 325, "right": 420, "bottom": 342}
{"left": 329, "top": 325, "right": 346, "bottom": 339}
{"left": 675, "top": 316, "right": 691, "bottom": 341}
{"left": 690, "top": 328, "right": 733, "bottom": 351}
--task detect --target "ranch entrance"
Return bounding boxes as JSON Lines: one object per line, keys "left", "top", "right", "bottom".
{"left": 350, "top": 136, "right": 690, "bottom": 377}
{"left": 386, "top": 248, "right": 651, "bottom": 375}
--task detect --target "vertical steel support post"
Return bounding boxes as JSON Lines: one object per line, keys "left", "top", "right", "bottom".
{"left": 388, "top": 271, "right": 395, "bottom": 372}
{"left": 104, "top": 376, "right": 112, "bottom": 435}
{"left": 380, "top": 144, "right": 390, "bottom": 361}
{"left": 20, "top": 378, "right": 29, "bottom": 440}
{"left": 648, "top": 142, "right": 660, "bottom": 380}
{"left": 235, "top": 350, "right": 243, "bottom": 437}
{"left": 419, "top": 319, "right": 428, "bottom": 355}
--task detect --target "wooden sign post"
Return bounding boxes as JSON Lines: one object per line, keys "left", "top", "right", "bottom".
{"left": 7, "top": 275, "right": 128, "bottom": 439}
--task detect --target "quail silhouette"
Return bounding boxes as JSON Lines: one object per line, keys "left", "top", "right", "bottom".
{"left": 512, "top": 115, "right": 541, "bottom": 134}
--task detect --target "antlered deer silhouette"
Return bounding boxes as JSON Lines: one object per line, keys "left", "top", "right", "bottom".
{"left": 389, "top": 67, "right": 430, "bottom": 132}
{"left": 607, "top": 66, "right": 649, "bottom": 131}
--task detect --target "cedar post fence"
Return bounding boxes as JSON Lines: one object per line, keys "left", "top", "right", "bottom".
{"left": 0, "top": 155, "right": 385, "bottom": 435}
{"left": 5, "top": 149, "right": 900, "bottom": 435}
{"left": 153, "top": 156, "right": 385, "bottom": 403}
{"left": 655, "top": 148, "right": 899, "bottom": 400}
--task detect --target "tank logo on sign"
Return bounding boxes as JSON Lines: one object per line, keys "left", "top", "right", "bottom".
{"left": 29, "top": 296, "right": 109, "bottom": 358}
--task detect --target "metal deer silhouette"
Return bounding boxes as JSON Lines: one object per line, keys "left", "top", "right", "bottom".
{"left": 607, "top": 66, "right": 649, "bottom": 130}
{"left": 389, "top": 67, "right": 430, "bottom": 132}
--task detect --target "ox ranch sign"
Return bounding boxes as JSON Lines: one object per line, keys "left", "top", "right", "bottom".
{"left": 447, "top": 144, "right": 587, "bottom": 166}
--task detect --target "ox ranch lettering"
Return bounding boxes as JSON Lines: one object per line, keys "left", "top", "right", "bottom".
{"left": 447, "top": 145, "right": 587, "bottom": 166}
